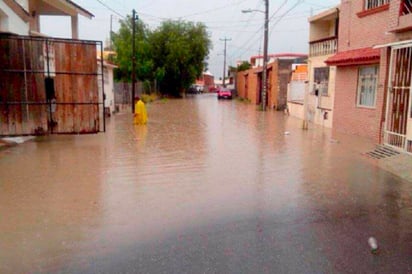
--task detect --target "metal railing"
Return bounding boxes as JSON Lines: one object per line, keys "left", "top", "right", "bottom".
{"left": 309, "top": 37, "right": 337, "bottom": 57}
{"left": 401, "top": 0, "right": 412, "bottom": 15}
{"left": 364, "top": 0, "right": 390, "bottom": 10}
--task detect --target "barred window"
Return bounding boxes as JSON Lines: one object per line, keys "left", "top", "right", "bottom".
{"left": 314, "top": 67, "right": 329, "bottom": 96}
{"left": 357, "top": 66, "right": 378, "bottom": 107}
{"left": 364, "top": 0, "right": 390, "bottom": 10}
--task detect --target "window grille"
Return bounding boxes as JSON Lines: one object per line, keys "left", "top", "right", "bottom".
{"left": 314, "top": 67, "right": 329, "bottom": 96}
{"left": 357, "top": 66, "right": 378, "bottom": 107}
{"left": 364, "top": 0, "right": 390, "bottom": 10}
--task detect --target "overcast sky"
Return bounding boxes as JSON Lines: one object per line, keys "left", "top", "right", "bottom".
{"left": 40, "top": 0, "right": 340, "bottom": 78}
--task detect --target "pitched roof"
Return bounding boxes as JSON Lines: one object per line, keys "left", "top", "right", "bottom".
{"left": 325, "top": 47, "right": 380, "bottom": 66}
{"left": 3, "top": 0, "right": 31, "bottom": 22}
{"left": 65, "top": 0, "right": 94, "bottom": 18}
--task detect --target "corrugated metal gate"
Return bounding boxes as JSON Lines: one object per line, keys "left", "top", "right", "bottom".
{"left": 0, "top": 34, "right": 105, "bottom": 136}
{"left": 384, "top": 45, "right": 412, "bottom": 154}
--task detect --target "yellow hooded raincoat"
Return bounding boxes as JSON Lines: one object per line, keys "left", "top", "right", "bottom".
{"left": 134, "top": 100, "right": 148, "bottom": 125}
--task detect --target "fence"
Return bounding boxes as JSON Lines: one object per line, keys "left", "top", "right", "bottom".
{"left": 0, "top": 34, "right": 104, "bottom": 136}
{"left": 114, "top": 82, "right": 143, "bottom": 112}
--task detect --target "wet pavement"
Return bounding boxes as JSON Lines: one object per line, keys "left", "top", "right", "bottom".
{"left": 0, "top": 94, "right": 411, "bottom": 273}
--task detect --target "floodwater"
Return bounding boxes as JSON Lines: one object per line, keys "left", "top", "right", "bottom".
{"left": 0, "top": 94, "right": 411, "bottom": 273}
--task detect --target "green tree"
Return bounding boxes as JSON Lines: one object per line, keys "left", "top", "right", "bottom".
{"left": 149, "top": 20, "right": 211, "bottom": 97}
{"left": 112, "top": 16, "right": 153, "bottom": 82}
{"left": 237, "top": 61, "right": 251, "bottom": 72}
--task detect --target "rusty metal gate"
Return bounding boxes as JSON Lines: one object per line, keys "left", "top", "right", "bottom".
{"left": 0, "top": 34, "right": 105, "bottom": 136}
{"left": 384, "top": 44, "right": 412, "bottom": 154}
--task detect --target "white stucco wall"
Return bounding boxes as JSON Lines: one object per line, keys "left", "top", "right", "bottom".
{"left": 307, "top": 55, "right": 336, "bottom": 128}
{"left": 98, "top": 61, "right": 116, "bottom": 115}
{"left": 0, "top": 1, "right": 29, "bottom": 35}
{"left": 104, "top": 66, "right": 115, "bottom": 114}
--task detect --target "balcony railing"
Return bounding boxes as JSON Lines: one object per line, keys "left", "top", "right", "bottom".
{"left": 309, "top": 37, "right": 337, "bottom": 57}
{"left": 401, "top": 0, "right": 412, "bottom": 15}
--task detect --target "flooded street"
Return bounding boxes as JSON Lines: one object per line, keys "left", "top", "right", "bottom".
{"left": 1, "top": 94, "right": 411, "bottom": 273}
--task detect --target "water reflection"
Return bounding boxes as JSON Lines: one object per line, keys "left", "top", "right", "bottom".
{"left": 0, "top": 94, "right": 411, "bottom": 272}
{"left": 0, "top": 135, "right": 104, "bottom": 273}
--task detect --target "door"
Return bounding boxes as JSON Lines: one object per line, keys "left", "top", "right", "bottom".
{"left": 0, "top": 35, "right": 105, "bottom": 136}
{"left": 384, "top": 45, "right": 412, "bottom": 153}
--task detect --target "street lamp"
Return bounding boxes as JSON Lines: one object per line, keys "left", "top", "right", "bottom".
{"left": 131, "top": 9, "right": 139, "bottom": 113}
{"left": 242, "top": 0, "right": 269, "bottom": 111}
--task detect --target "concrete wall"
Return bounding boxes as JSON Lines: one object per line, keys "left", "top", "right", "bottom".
{"left": 104, "top": 66, "right": 115, "bottom": 114}
{"left": 287, "top": 101, "right": 304, "bottom": 120}
{"left": 308, "top": 55, "right": 336, "bottom": 129}
{"left": 236, "top": 60, "right": 293, "bottom": 110}
{"left": 310, "top": 19, "right": 336, "bottom": 41}
{"left": 0, "top": 1, "right": 29, "bottom": 35}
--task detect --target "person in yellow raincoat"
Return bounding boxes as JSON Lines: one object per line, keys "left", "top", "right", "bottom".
{"left": 134, "top": 96, "right": 148, "bottom": 125}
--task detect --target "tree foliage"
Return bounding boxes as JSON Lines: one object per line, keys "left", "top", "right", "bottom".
{"left": 237, "top": 61, "right": 251, "bottom": 72}
{"left": 112, "top": 16, "right": 153, "bottom": 82}
{"left": 112, "top": 18, "right": 211, "bottom": 97}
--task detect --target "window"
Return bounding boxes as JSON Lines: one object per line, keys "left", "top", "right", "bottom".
{"left": 314, "top": 67, "right": 329, "bottom": 96}
{"left": 357, "top": 66, "right": 378, "bottom": 107}
{"left": 364, "top": 0, "right": 390, "bottom": 10}
{"left": 401, "top": 0, "right": 412, "bottom": 15}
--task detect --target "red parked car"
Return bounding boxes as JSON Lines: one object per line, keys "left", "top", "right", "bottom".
{"left": 217, "top": 88, "right": 232, "bottom": 99}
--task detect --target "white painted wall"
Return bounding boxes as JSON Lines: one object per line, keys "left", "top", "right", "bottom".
{"left": 104, "top": 66, "right": 115, "bottom": 114}
{"left": 98, "top": 60, "right": 116, "bottom": 115}
{"left": 0, "top": 1, "right": 29, "bottom": 35}
{"left": 307, "top": 56, "right": 336, "bottom": 129}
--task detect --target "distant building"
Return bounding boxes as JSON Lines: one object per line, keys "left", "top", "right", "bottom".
{"left": 237, "top": 53, "right": 307, "bottom": 110}
{"left": 195, "top": 71, "right": 214, "bottom": 92}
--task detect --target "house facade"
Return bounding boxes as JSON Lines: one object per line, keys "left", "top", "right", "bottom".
{"left": 0, "top": 0, "right": 93, "bottom": 37}
{"left": 327, "top": 0, "right": 412, "bottom": 154}
{"left": 307, "top": 7, "right": 339, "bottom": 128}
{"left": 195, "top": 71, "right": 215, "bottom": 92}
{"left": 237, "top": 53, "right": 307, "bottom": 110}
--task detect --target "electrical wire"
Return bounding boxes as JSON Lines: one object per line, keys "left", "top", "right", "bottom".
{"left": 94, "top": 0, "right": 125, "bottom": 18}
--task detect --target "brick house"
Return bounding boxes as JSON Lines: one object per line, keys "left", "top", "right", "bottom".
{"left": 326, "top": 0, "right": 412, "bottom": 154}
{"left": 237, "top": 53, "right": 307, "bottom": 110}
{"left": 195, "top": 71, "right": 215, "bottom": 92}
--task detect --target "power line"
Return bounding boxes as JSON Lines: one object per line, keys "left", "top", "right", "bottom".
{"left": 269, "top": 0, "right": 304, "bottom": 37}
{"left": 179, "top": 0, "right": 249, "bottom": 19}
{"left": 229, "top": 0, "right": 288, "bottom": 61}
{"left": 95, "top": 0, "right": 125, "bottom": 18}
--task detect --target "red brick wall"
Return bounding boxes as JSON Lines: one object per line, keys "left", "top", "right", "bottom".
{"left": 338, "top": 1, "right": 394, "bottom": 52}
{"left": 332, "top": 0, "right": 397, "bottom": 142}
{"left": 236, "top": 60, "right": 293, "bottom": 110}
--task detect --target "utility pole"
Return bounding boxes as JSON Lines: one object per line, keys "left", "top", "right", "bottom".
{"left": 110, "top": 14, "right": 113, "bottom": 50}
{"left": 131, "top": 9, "right": 138, "bottom": 113}
{"left": 220, "top": 37, "right": 231, "bottom": 87}
{"left": 262, "top": 0, "right": 269, "bottom": 111}
{"left": 241, "top": 0, "right": 269, "bottom": 110}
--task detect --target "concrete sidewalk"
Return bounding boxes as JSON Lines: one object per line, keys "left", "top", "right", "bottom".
{"left": 0, "top": 137, "right": 35, "bottom": 150}
{"left": 378, "top": 153, "right": 412, "bottom": 182}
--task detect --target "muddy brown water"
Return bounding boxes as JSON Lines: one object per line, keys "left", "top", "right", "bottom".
{"left": 0, "top": 94, "right": 411, "bottom": 273}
